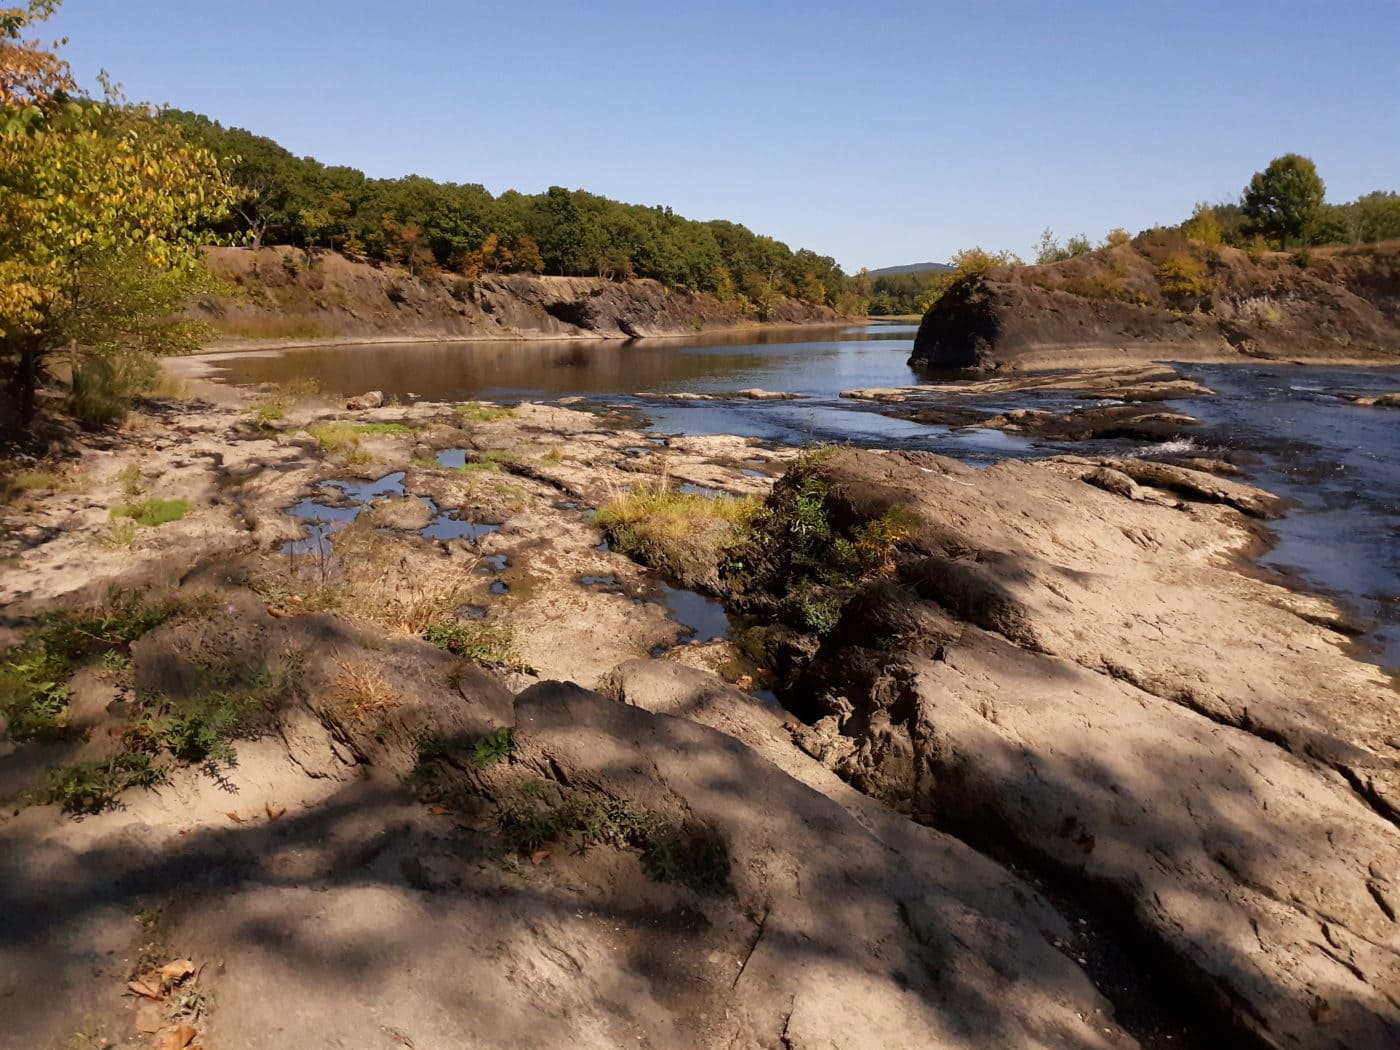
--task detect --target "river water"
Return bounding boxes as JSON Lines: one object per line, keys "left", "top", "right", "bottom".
{"left": 197, "top": 324, "right": 1400, "bottom": 672}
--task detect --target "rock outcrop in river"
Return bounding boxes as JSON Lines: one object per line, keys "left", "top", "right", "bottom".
{"left": 910, "top": 241, "right": 1400, "bottom": 371}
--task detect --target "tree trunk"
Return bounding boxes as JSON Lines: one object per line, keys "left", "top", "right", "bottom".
{"left": 3, "top": 339, "right": 40, "bottom": 431}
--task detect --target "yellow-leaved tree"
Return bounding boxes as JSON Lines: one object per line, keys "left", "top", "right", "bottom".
{"left": 0, "top": 0, "right": 234, "bottom": 428}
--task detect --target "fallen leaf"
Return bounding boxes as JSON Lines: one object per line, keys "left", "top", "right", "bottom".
{"left": 225, "top": 811, "right": 244, "bottom": 823}
{"left": 126, "top": 978, "right": 161, "bottom": 1000}
{"left": 267, "top": 606, "right": 289, "bottom": 618}
{"left": 159, "top": 959, "right": 196, "bottom": 982}
{"left": 427, "top": 805, "right": 452, "bottom": 816}
{"left": 529, "top": 849, "right": 550, "bottom": 866}
{"left": 156, "top": 1024, "right": 198, "bottom": 1050}
{"left": 265, "top": 801, "right": 286, "bottom": 821}
{"left": 136, "top": 1004, "right": 165, "bottom": 1032}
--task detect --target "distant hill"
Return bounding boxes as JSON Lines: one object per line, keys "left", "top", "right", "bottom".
{"left": 867, "top": 262, "right": 955, "bottom": 277}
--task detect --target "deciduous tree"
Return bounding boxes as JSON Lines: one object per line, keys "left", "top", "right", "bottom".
{"left": 1242, "top": 154, "right": 1325, "bottom": 250}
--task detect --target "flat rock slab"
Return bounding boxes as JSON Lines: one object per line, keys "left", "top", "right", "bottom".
{"left": 788, "top": 448, "right": 1400, "bottom": 1047}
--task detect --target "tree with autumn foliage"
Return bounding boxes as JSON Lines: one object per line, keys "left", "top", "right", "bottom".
{"left": 0, "top": 0, "right": 234, "bottom": 428}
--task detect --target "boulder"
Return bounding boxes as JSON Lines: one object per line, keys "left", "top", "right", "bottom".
{"left": 346, "top": 390, "right": 384, "bottom": 410}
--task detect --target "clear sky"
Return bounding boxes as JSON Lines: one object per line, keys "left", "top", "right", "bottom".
{"left": 44, "top": 0, "right": 1400, "bottom": 273}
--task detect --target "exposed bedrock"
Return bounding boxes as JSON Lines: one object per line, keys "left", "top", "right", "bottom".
{"left": 743, "top": 448, "right": 1400, "bottom": 1048}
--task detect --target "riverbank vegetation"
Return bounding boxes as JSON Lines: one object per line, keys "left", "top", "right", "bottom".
{"left": 0, "top": 3, "right": 234, "bottom": 432}
{"left": 163, "top": 110, "right": 861, "bottom": 315}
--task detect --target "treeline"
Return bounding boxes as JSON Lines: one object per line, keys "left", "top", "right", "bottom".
{"left": 163, "top": 111, "right": 861, "bottom": 315}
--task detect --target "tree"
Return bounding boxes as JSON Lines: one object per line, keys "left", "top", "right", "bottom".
{"left": 1, "top": 1, "right": 234, "bottom": 428}
{"left": 1242, "top": 154, "right": 1325, "bottom": 250}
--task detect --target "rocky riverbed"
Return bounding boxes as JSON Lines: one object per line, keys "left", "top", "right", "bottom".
{"left": 0, "top": 378, "right": 1397, "bottom": 1049}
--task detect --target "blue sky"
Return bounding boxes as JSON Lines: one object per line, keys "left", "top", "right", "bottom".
{"left": 45, "top": 0, "right": 1400, "bottom": 272}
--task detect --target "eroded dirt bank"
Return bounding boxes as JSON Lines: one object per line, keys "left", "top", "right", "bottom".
{"left": 1, "top": 384, "right": 1396, "bottom": 1048}
{"left": 191, "top": 246, "right": 845, "bottom": 350}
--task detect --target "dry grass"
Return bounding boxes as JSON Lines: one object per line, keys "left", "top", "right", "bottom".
{"left": 276, "top": 523, "right": 471, "bottom": 635}
{"left": 592, "top": 474, "right": 759, "bottom": 584}
{"left": 329, "top": 655, "right": 400, "bottom": 725}
{"left": 208, "top": 316, "right": 334, "bottom": 341}
{"left": 1, "top": 468, "right": 78, "bottom": 505}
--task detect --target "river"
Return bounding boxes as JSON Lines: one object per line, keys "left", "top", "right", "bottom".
{"left": 194, "top": 324, "right": 1400, "bottom": 672}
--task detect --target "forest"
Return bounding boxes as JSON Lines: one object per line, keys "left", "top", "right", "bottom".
{"left": 163, "top": 111, "right": 864, "bottom": 316}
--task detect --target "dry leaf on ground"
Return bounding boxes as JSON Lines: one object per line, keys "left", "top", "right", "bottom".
{"left": 159, "top": 959, "right": 196, "bottom": 982}
{"left": 126, "top": 978, "right": 161, "bottom": 1000}
{"left": 265, "top": 801, "right": 286, "bottom": 820}
{"left": 156, "top": 1023, "right": 198, "bottom": 1050}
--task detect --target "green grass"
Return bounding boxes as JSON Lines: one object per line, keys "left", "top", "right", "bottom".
{"left": 495, "top": 785, "right": 731, "bottom": 894}
{"left": 0, "top": 469, "right": 72, "bottom": 502}
{"left": 47, "top": 752, "right": 163, "bottom": 814}
{"left": 353, "top": 422, "right": 412, "bottom": 435}
{"left": 454, "top": 450, "right": 522, "bottom": 474}
{"left": 307, "top": 422, "right": 360, "bottom": 452}
{"left": 591, "top": 484, "right": 759, "bottom": 582}
{"left": 454, "top": 403, "right": 514, "bottom": 423}
{"left": 251, "top": 399, "right": 285, "bottom": 425}
{"left": 110, "top": 498, "right": 192, "bottom": 527}
{"left": 1, "top": 594, "right": 191, "bottom": 742}
{"left": 422, "top": 620, "right": 531, "bottom": 672}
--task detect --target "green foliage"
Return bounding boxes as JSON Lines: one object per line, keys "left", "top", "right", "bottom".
{"left": 470, "top": 728, "right": 513, "bottom": 768}
{"left": 307, "top": 421, "right": 360, "bottom": 452}
{"left": 725, "top": 458, "right": 920, "bottom": 637}
{"left": 495, "top": 785, "right": 731, "bottom": 894}
{"left": 160, "top": 110, "right": 852, "bottom": 307}
{"left": 1182, "top": 205, "right": 1223, "bottom": 249}
{"left": 453, "top": 402, "right": 514, "bottom": 423}
{"left": 1242, "top": 154, "right": 1326, "bottom": 250}
{"left": 950, "top": 246, "right": 1022, "bottom": 276}
{"left": 1155, "top": 251, "right": 1212, "bottom": 305}
{"left": 140, "top": 691, "right": 262, "bottom": 765}
{"left": 47, "top": 752, "right": 162, "bottom": 814}
{"left": 110, "top": 498, "right": 191, "bottom": 527}
{"left": 353, "top": 421, "right": 411, "bottom": 435}
{"left": 0, "top": 5, "right": 234, "bottom": 428}
{"left": 422, "top": 620, "right": 530, "bottom": 671}
{"left": 1, "top": 593, "right": 184, "bottom": 741}
{"left": 1035, "top": 229, "right": 1093, "bottom": 264}
{"left": 592, "top": 485, "right": 759, "bottom": 583}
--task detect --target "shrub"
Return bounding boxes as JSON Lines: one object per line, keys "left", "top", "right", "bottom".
{"left": 1103, "top": 228, "right": 1132, "bottom": 248}
{"left": 1155, "top": 252, "right": 1212, "bottom": 304}
{"left": 66, "top": 352, "right": 158, "bottom": 429}
{"left": 47, "top": 753, "right": 163, "bottom": 814}
{"left": 723, "top": 455, "right": 920, "bottom": 637}
{"left": 951, "top": 246, "right": 1021, "bottom": 276}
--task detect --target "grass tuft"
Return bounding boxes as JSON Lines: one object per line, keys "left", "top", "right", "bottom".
{"left": 592, "top": 483, "right": 759, "bottom": 584}
{"left": 422, "top": 620, "right": 531, "bottom": 672}
{"left": 454, "top": 403, "right": 514, "bottom": 423}
{"left": 111, "top": 498, "right": 192, "bottom": 527}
